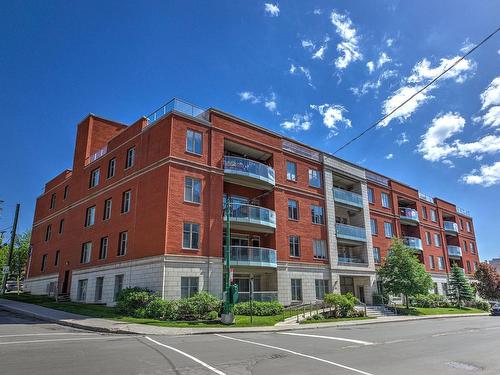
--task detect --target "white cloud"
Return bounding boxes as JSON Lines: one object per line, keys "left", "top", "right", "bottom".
{"left": 385, "top": 153, "right": 394, "bottom": 160}
{"left": 289, "top": 64, "right": 313, "bottom": 87}
{"left": 264, "top": 92, "right": 278, "bottom": 112}
{"left": 313, "top": 8, "right": 322, "bottom": 15}
{"left": 480, "top": 76, "right": 500, "bottom": 110}
{"left": 264, "top": 3, "right": 280, "bottom": 17}
{"left": 462, "top": 161, "right": 500, "bottom": 187}
{"left": 377, "top": 52, "right": 391, "bottom": 68}
{"left": 366, "top": 61, "right": 375, "bottom": 74}
{"left": 280, "top": 113, "right": 312, "bottom": 131}
{"left": 442, "top": 159, "right": 455, "bottom": 168}
{"left": 386, "top": 38, "right": 394, "bottom": 47}
{"left": 351, "top": 70, "right": 398, "bottom": 97}
{"left": 238, "top": 91, "right": 260, "bottom": 104}
{"left": 380, "top": 85, "right": 433, "bottom": 126}
{"left": 395, "top": 132, "right": 409, "bottom": 146}
{"left": 453, "top": 134, "right": 500, "bottom": 158}
{"left": 238, "top": 91, "right": 278, "bottom": 113}
{"left": 330, "top": 10, "right": 362, "bottom": 69}
{"left": 460, "top": 39, "right": 475, "bottom": 53}
{"left": 481, "top": 106, "right": 500, "bottom": 128}
{"left": 301, "top": 40, "right": 315, "bottom": 50}
{"left": 312, "top": 45, "right": 327, "bottom": 60}
{"left": 310, "top": 103, "right": 352, "bottom": 136}
{"left": 407, "top": 56, "right": 476, "bottom": 84}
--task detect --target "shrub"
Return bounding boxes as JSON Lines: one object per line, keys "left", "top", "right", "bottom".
{"left": 468, "top": 299, "right": 490, "bottom": 311}
{"left": 207, "top": 311, "right": 219, "bottom": 320}
{"left": 176, "top": 292, "right": 222, "bottom": 320}
{"left": 323, "top": 292, "right": 357, "bottom": 318}
{"left": 116, "top": 287, "right": 157, "bottom": 317}
{"left": 232, "top": 301, "right": 284, "bottom": 316}
{"left": 305, "top": 314, "right": 325, "bottom": 321}
{"left": 144, "top": 298, "right": 179, "bottom": 320}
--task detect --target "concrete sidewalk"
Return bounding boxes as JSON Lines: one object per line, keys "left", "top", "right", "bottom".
{"left": 0, "top": 298, "right": 489, "bottom": 336}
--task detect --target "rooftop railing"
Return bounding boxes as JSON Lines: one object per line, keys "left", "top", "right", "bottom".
{"left": 145, "top": 98, "right": 209, "bottom": 126}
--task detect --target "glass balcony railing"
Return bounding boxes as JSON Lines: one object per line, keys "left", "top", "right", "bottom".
{"left": 145, "top": 98, "right": 209, "bottom": 125}
{"left": 443, "top": 221, "right": 459, "bottom": 234}
{"left": 224, "top": 204, "right": 276, "bottom": 230}
{"left": 338, "top": 257, "right": 368, "bottom": 266}
{"left": 400, "top": 208, "right": 419, "bottom": 223}
{"left": 447, "top": 245, "right": 463, "bottom": 258}
{"left": 237, "top": 291, "right": 278, "bottom": 302}
{"left": 333, "top": 187, "right": 363, "bottom": 208}
{"left": 336, "top": 224, "right": 367, "bottom": 242}
{"left": 224, "top": 156, "right": 275, "bottom": 188}
{"left": 403, "top": 236, "right": 423, "bottom": 251}
{"left": 228, "top": 246, "right": 277, "bottom": 268}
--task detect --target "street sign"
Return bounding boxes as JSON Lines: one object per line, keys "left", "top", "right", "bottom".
{"left": 2, "top": 266, "right": 9, "bottom": 275}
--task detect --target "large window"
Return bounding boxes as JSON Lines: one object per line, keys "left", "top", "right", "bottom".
{"left": 286, "top": 161, "right": 297, "bottom": 181}
{"left": 315, "top": 279, "right": 329, "bottom": 300}
{"left": 291, "top": 279, "right": 302, "bottom": 301}
{"left": 288, "top": 199, "right": 299, "bottom": 220}
{"left": 103, "top": 198, "right": 112, "bottom": 220}
{"left": 183, "top": 223, "right": 200, "bottom": 249}
{"left": 114, "top": 274, "right": 124, "bottom": 301}
{"left": 466, "top": 260, "right": 471, "bottom": 273}
{"left": 121, "top": 190, "right": 131, "bottom": 213}
{"left": 313, "top": 240, "right": 327, "bottom": 259}
{"left": 466, "top": 222, "right": 471, "bottom": 232}
{"left": 125, "top": 147, "right": 135, "bottom": 169}
{"left": 186, "top": 129, "right": 202, "bottom": 155}
{"left": 107, "top": 158, "right": 116, "bottom": 178}
{"left": 422, "top": 206, "right": 428, "bottom": 220}
{"left": 181, "top": 277, "right": 199, "bottom": 299}
{"left": 41, "top": 254, "right": 47, "bottom": 272}
{"left": 433, "top": 233, "right": 441, "bottom": 247}
{"left": 45, "top": 224, "right": 52, "bottom": 241}
{"left": 425, "top": 231, "right": 431, "bottom": 245}
{"left": 367, "top": 187, "right": 374, "bottom": 204}
{"left": 81, "top": 242, "right": 92, "bottom": 264}
{"left": 99, "top": 237, "right": 108, "bottom": 260}
{"left": 89, "top": 168, "right": 100, "bottom": 188}
{"left": 437, "top": 256, "right": 445, "bottom": 270}
{"left": 470, "top": 242, "right": 475, "bottom": 254}
{"left": 384, "top": 222, "right": 393, "bottom": 238}
{"left": 430, "top": 209, "right": 437, "bottom": 222}
{"left": 184, "top": 177, "right": 201, "bottom": 203}
{"left": 311, "top": 205, "right": 324, "bottom": 224}
{"left": 373, "top": 247, "right": 381, "bottom": 264}
{"left": 289, "top": 236, "right": 300, "bottom": 257}
{"left": 118, "top": 231, "right": 128, "bottom": 256}
{"left": 429, "top": 255, "right": 435, "bottom": 269}
{"left": 381, "top": 192, "right": 391, "bottom": 208}
{"left": 85, "top": 206, "right": 96, "bottom": 227}
{"left": 77, "top": 279, "right": 88, "bottom": 301}
{"left": 370, "top": 218, "right": 378, "bottom": 235}
{"left": 95, "top": 277, "right": 104, "bottom": 302}
{"left": 308, "top": 169, "right": 321, "bottom": 188}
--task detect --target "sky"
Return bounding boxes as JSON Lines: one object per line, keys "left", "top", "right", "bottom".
{"left": 0, "top": 1, "right": 499, "bottom": 260}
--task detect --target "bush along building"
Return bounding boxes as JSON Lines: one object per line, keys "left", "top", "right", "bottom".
{"left": 25, "top": 99, "right": 481, "bottom": 306}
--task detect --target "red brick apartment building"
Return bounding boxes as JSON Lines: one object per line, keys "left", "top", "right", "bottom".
{"left": 25, "top": 99, "right": 480, "bottom": 305}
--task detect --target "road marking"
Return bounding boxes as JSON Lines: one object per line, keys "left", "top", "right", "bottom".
{"left": 0, "top": 333, "right": 97, "bottom": 338}
{"left": 0, "top": 336, "right": 121, "bottom": 345}
{"left": 144, "top": 336, "right": 226, "bottom": 375}
{"left": 278, "top": 332, "right": 374, "bottom": 345}
{"left": 215, "top": 334, "right": 375, "bottom": 375}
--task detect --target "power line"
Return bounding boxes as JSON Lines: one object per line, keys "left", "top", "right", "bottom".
{"left": 333, "top": 26, "right": 500, "bottom": 155}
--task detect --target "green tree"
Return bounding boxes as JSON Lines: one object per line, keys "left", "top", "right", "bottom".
{"left": 474, "top": 262, "right": 500, "bottom": 301}
{"left": 377, "top": 238, "right": 433, "bottom": 308}
{"left": 448, "top": 264, "right": 475, "bottom": 307}
{"left": 0, "top": 229, "right": 31, "bottom": 282}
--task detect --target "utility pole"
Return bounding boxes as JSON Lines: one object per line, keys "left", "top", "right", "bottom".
{"left": 1, "top": 203, "right": 20, "bottom": 295}
{"left": 223, "top": 197, "right": 232, "bottom": 314}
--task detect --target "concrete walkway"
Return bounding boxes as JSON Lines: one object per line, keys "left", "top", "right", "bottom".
{"left": 0, "top": 298, "right": 489, "bottom": 336}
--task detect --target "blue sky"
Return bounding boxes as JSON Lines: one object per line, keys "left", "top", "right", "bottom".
{"left": 1, "top": 1, "right": 499, "bottom": 260}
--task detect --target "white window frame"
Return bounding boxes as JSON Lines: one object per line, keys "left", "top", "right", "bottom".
{"left": 429, "top": 255, "right": 435, "bottom": 269}
{"left": 89, "top": 168, "right": 100, "bottom": 188}
{"left": 430, "top": 209, "right": 437, "bottom": 222}
{"left": 85, "top": 206, "right": 96, "bottom": 227}
{"left": 186, "top": 129, "right": 202, "bottom": 155}
{"left": 381, "top": 192, "right": 391, "bottom": 208}
{"left": 286, "top": 161, "right": 297, "bottom": 181}
{"left": 77, "top": 279, "right": 88, "bottom": 301}
{"left": 291, "top": 279, "right": 303, "bottom": 301}
{"left": 107, "top": 158, "right": 116, "bottom": 178}
{"left": 99, "top": 237, "right": 108, "bottom": 260}
{"left": 81, "top": 242, "right": 92, "bottom": 264}
{"left": 103, "top": 198, "right": 112, "bottom": 220}
{"left": 181, "top": 276, "right": 199, "bottom": 299}
{"left": 315, "top": 279, "right": 329, "bottom": 300}
{"left": 183, "top": 223, "right": 200, "bottom": 250}
{"left": 367, "top": 187, "right": 374, "bottom": 204}
{"left": 122, "top": 190, "right": 131, "bottom": 213}
{"left": 370, "top": 218, "right": 378, "bottom": 235}
{"left": 313, "top": 239, "right": 327, "bottom": 259}
{"left": 288, "top": 199, "right": 299, "bottom": 220}
{"left": 433, "top": 233, "right": 441, "bottom": 247}
{"left": 311, "top": 205, "right": 324, "bottom": 224}
{"left": 437, "top": 256, "right": 445, "bottom": 270}
{"left": 184, "top": 177, "right": 201, "bottom": 204}
{"left": 289, "top": 236, "right": 300, "bottom": 257}
{"left": 308, "top": 169, "right": 321, "bottom": 188}
{"left": 125, "top": 147, "right": 135, "bottom": 169}
{"left": 118, "top": 231, "right": 128, "bottom": 256}
{"left": 384, "top": 222, "right": 393, "bottom": 238}
{"left": 373, "top": 247, "right": 381, "bottom": 264}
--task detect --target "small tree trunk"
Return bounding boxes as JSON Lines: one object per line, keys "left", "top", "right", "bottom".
{"left": 405, "top": 295, "right": 409, "bottom": 309}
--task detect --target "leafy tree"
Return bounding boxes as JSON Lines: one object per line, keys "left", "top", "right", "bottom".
{"left": 0, "top": 229, "right": 31, "bottom": 281}
{"left": 448, "top": 264, "right": 475, "bottom": 307}
{"left": 474, "top": 262, "right": 500, "bottom": 301}
{"left": 377, "top": 238, "right": 434, "bottom": 308}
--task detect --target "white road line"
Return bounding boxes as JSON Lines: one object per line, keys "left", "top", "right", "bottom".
{"left": 144, "top": 336, "right": 226, "bottom": 375}
{"left": 0, "top": 333, "right": 97, "bottom": 338}
{"left": 215, "top": 334, "right": 375, "bottom": 375}
{"left": 278, "top": 332, "right": 374, "bottom": 345}
{"left": 0, "top": 336, "right": 120, "bottom": 345}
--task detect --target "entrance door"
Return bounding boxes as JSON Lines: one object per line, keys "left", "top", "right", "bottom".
{"left": 61, "top": 270, "right": 70, "bottom": 294}
{"left": 358, "top": 286, "right": 365, "bottom": 303}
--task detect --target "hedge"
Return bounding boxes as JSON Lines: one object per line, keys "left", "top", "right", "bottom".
{"left": 232, "top": 301, "right": 284, "bottom": 316}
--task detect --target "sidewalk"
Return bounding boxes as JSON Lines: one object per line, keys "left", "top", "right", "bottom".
{"left": 0, "top": 298, "right": 489, "bottom": 336}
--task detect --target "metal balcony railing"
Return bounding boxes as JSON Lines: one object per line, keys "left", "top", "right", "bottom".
{"left": 443, "top": 221, "right": 459, "bottom": 233}
{"left": 224, "top": 156, "right": 275, "bottom": 186}
{"left": 225, "top": 204, "right": 276, "bottom": 228}
{"left": 228, "top": 246, "right": 277, "bottom": 268}
{"left": 333, "top": 187, "right": 363, "bottom": 208}
{"left": 145, "top": 98, "right": 209, "bottom": 126}
{"left": 336, "top": 223, "right": 367, "bottom": 242}
{"left": 403, "top": 236, "right": 423, "bottom": 251}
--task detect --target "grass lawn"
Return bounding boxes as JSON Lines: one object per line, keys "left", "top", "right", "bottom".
{"left": 395, "top": 306, "right": 486, "bottom": 316}
{"left": 300, "top": 316, "right": 374, "bottom": 324}
{"left": 2, "top": 293, "right": 283, "bottom": 328}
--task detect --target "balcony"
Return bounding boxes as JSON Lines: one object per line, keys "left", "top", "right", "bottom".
{"left": 338, "top": 257, "right": 369, "bottom": 267}
{"left": 399, "top": 208, "right": 419, "bottom": 226}
{"left": 146, "top": 98, "right": 209, "bottom": 126}
{"left": 336, "top": 224, "right": 367, "bottom": 243}
{"left": 447, "top": 245, "right": 463, "bottom": 258}
{"left": 224, "top": 204, "right": 276, "bottom": 233}
{"left": 224, "top": 156, "right": 275, "bottom": 190}
{"left": 403, "top": 236, "right": 423, "bottom": 251}
{"left": 443, "top": 221, "right": 459, "bottom": 235}
{"left": 333, "top": 187, "right": 363, "bottom": 208}
{"left": 228, "top": 246, "right": 277, "bottom": 268}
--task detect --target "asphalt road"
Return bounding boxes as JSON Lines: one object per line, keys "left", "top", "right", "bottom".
{"left": 1, "top": 309, "right": 499, "bottom": 374}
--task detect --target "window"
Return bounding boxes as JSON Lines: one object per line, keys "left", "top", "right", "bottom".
{"left": 370, "top": 218, "right": 378, "bottom": 235}
{"left": 367, "top": 187, "right": 374, "bottom": 204}
{"left": 41, "top": 254, "right": 47, "bottom": 272}
{"left": 107, "top": 158, "right": 116, "bottom": 178}
{"left": 425, "top": 232, "right": 431, "bottom": 246}
{"left": 470, "top": 242, "right": 475, "bottom": 254}
{"left": 429, "top": 255, "right": 435, "bottom": 269}
{"left": 85, "top": 206, "right": 96, "bottom": 227}
{"left": 183, "top": 223, "right": 199, "bottom": 249}
{"left": 308, "top": 169, "right": 321, "bottom": 188}
{"left": 81, "top": 242, "right": 92, "bottom": 264}
{"left": 433, "top": 233, "right": 441, "bottom": 247}
{"left": 463, "top": 240, "right": 467, "bottom": 252}
{"left": 286, "top": 161, "right": 297, "bottom": 181}
{"left": 291, "top": 279, "right": 302, "bottom": 301}
{"left": 186, "top": 129, "right": 202, "bottom": 155}
{"left": 437, "top": 256, "right": 445, "bottom": 270}
{"left": 288, "top": 199, "right": 299, "bottom": 220}
{"left": 89, "top": 168, "right": 100, "bottom": 188}
{"left": 313, "top": 240, "right": 327, "bottom": 259}
{"left": 63, "top": 185, "right": 69, "bottom": 200}
{"left": 114, "top": 274, "right": 124, "bottom": 301}
{"left": 58, "top": 219, "right": 64, "bottom": 234}
{"left": 466, "top": 221, "right": 471, "bottom": 232}
{"left": 77, "top": 279, "right": 88, "bottom": 301}
{"left": 45, "top": 225, "right": 52, "bottom": 242}
{"left": 459, "top": 219, "right": 463, "bottom": 230}
{"left": 311, "top": 205, "right": 324, "bottom": 224}
{"left": 381, "top": 192, "right": 391, "bottom": 208}
{"left": 95, "top": 277, "right": 104, "bottom": 302}
{"left": 373, "top": 247, "right": 381, "bottom": 264}
{"left": 433, "top": 283, "right": 439, "bottom": 294}
{"left": 121, "top": 190, "right": 131, "bottom": 213}
{"left": 315, "top": 279, "right": 329, "bottom": 300}
{"left": 125, "top": 147, "right": 135, "bottom": 169}
{"left": 99, "top": 237, "right": 108, "bottom": 260}
{"left": 184, "top": 177, "right": 201, "bottom": 203}
{"left": 181, "top": 277, "right": 199, "bottom": 299}
{"left": 422, "top": 206, "right": 428, "bottom": 220}
{"left": 118, "top": 231, "right": 128, "bottom": 256}
{"left": 474, "top": 262, "right": 478, "bottom": 272}
{"left": 289, "top": 236, "right": 300, "bottom": 257}
{"left": 50, "top": 193, "right": 56, "bottom": 209}
{"left": 466, "top": 260, "right": 471, "bottom": 273}
{"left": 430, "top": 209, "right": 437, "bottom": 222}
{"left": 384, "top": 222, "right": 393, "bottom": 238}
{"left": 54, "top": 250, "right": 60, "bottom": 266}
{"left": 103, "top": 198, "right": 112, "bottom": 220}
